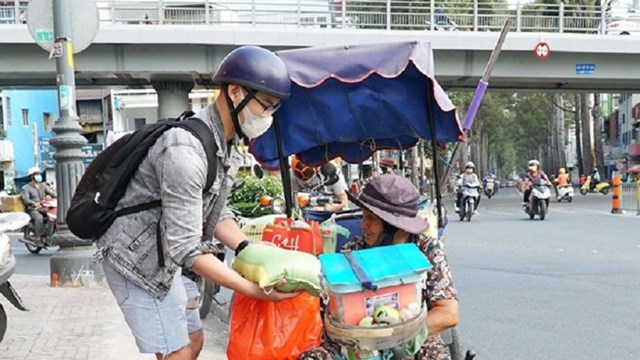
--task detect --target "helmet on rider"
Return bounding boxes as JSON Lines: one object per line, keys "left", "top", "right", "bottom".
{"left": 213, "top": 46, "right": 291, "bottom": 139}
{"left": 292, "top": 155, "right": 317, "bottom": 182}
{"left": 28, "top": 167, "right": 42, "bottom": 176}
{"left": 528, "top": 160, "right": 540, "bottom": 171}
{"left": 559, "top": 167, "right": 566, "bottom": 174}
{"left": 464, "top": 161, "right": 475, "bottom": 174}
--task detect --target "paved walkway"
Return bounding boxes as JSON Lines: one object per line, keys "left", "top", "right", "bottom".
{"left": 1, "top": 274, "right": 229, "bottom": 360}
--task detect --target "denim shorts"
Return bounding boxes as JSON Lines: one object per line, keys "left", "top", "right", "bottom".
{"left": 103, "top": 261, "right": 200, "bottom": 355}
{"left": 182, "top": 276, "right": 203, "bottom": 333}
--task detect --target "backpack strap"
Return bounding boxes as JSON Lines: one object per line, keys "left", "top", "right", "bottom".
{"left": 172, "top": 117, "right": 218, "bottom": 192}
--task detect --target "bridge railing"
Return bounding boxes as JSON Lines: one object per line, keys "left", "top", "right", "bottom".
{"left": 0, "top": 0, "right": 636, "bottom": 35}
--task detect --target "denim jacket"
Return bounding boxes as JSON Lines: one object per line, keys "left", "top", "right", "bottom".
{"left": 96, "top": 105, "right": 242, "bottom": 299}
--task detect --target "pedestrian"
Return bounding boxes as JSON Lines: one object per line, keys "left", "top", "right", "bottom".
{"left": 96, "top": 46, "right": 299, "bottom": 360}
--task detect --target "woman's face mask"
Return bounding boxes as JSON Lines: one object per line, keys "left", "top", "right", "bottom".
{"left": 34, "top": 175, "right": 42, "bottom": 183}
{"left": 235, "top": 89, "right": 274, "bottom": 139}
{"left": 466, "top": 168, "right": 473, "bottom": 173}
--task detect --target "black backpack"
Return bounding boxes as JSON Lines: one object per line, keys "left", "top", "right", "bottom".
{"left": 67, "top": 112, "right": 218, "bottom": 243}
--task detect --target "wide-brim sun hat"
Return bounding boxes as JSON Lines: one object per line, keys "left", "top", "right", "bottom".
{"left": 347, "top": 174, "right": 428, "bottom": 234}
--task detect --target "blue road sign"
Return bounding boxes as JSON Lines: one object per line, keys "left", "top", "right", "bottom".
{"left": 576, "top": 63, "right": 596, "bottom": 75}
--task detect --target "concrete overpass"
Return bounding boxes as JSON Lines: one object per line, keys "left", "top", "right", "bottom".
{"left": 1, "top": 24, "right": 640, "bottom": 92}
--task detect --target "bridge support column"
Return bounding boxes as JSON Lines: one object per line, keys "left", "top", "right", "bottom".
{"left": 152, "top": 80, "right": 195, "bottom": 119}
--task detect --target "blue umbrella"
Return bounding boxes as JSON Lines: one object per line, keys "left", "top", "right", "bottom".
{"left": 249, "top": 41, "right": 462, "bottom": 169}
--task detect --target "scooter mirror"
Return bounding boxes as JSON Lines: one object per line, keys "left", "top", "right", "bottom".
{"left": 320, "top": 163, "right": 339, "bottom": 185}
{"left": 253, "top": 164, "right": 264, "bottom": 179}
{"left": 233, "top": 179, "right": 246, "bottom": 190}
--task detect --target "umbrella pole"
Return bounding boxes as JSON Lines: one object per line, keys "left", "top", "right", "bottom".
{"left": 425, "top": 78, "right": 444, "bottom": 229}
{"left": 273, "top": 114, "right": 294, "bottom": 218}
{"left": 439, "top": 19, "right": 511, "bottom": 187}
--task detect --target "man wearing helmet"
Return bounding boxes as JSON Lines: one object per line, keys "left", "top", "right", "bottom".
{"left": 21, "top": 166, "right": 56, "bottom": 245}
{"left": 290, "top": 155, "right": 349, "bottom": 212}
{"left": 523, "top": 160, "right": 550, "bottom": 207}
{"left": 97, "top": 46, "right": 298, "bottom": 360}
{"left": 455, "top": 161, "right": 481, "bottom": 213}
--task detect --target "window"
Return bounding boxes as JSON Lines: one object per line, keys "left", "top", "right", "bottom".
{"left": 6, "top": 97, "right": 11, "bottom": 126}
{"left": 43, "top": 112, "right": 51, "bottom": 131}
{"left": 22, "top": 108, "right": 28, "bottom": 127}
{"left": 134, "top": 118, "right": 146, "bottom": 130}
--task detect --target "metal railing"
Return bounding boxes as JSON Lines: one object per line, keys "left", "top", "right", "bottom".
{"left": 1, "top": 0, "right": 637, "bottom": 34}
{"left": 620, "top": 182, "right": 640, "bottom": 215}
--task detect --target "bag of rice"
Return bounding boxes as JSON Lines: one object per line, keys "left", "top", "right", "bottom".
{"left": 232, "top": 243, "right": 322, "bottom": 297}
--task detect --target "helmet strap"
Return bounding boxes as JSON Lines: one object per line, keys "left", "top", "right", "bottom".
{"left": 223, "top": 85, "right": 253, "bottom": 143}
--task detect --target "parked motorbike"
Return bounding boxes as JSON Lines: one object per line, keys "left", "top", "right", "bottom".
{"left": 457, "top": 183, "right": 481, "bottom": 222}
{"left": 556, "top": 184, "right": 574, "bottom": 202}
{"left": 580, "top": 176, "right": 610, "bottom": 195}
{"left": 0, "top": 212, "right": 31, "bottom": 343}
{"left": 484, "top": 178, "right": 496, "bottom": 199}
{"left": 18, "top": 198, "right": 57, "bottom": 254}
{"left": 295, "top": 162, "right": 342, "bottom": 211}
{"left": 524, "top": 180, "right": 551, "bottom": 220}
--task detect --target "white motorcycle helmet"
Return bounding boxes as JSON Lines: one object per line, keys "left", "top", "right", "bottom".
{"left": 28, "top": 167, "right": 42, "bottom": 176}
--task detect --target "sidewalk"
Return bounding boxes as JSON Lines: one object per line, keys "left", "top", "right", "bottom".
{"left": 1, "top": 274, "right": 229, "bottom": 360}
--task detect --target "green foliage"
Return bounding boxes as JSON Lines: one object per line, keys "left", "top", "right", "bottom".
{"left": 228, "top": 175, "right": 284, "bottom": 218}
{"left": 450, "top": 91, "right": 563, "bottom": 178}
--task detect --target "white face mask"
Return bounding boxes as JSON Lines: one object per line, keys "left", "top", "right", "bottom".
{"left": 235, "top": 89, "right": 273, "bottom": 139}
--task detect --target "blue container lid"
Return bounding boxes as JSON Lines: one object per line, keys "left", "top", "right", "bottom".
{"left": 319, "top": 243, "right": 432, "bottom": 293}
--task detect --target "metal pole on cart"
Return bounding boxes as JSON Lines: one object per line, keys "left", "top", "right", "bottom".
{"left": 273, "top": 114, "right": 295, "bottom": 218}
{"left": 439, "top": 19, "right": 511, "bottom": 187}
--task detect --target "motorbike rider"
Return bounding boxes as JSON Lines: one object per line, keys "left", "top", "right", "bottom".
{"left": 455, "top": 161, "right": 481, "bottom": 213}
{"left": 20, "top": 167, "right": 56, "bottom": 246}
{"left": 522, "top": 160, "right": 550, "bottom": 208}
{"left": 555, "top": 168, "right": 570, "bottom": 187}
{"left": 290, "top": 155, "right": 349, "bottom": 212}
{"left": 591, "top": 167, "right": 601, "bottom": 191}
{"left": 483, "top": 170, "right": 497, "bottom": 191}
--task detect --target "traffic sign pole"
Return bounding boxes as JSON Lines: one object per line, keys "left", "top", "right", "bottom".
{"left": 47, "top": 0, "right": 103, "bottom": 287}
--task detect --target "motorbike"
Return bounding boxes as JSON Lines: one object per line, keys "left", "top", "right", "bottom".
{"left": 457, "top": 183, "right": 481, "bottom": 222}
{"left": 484, "top": 178, "right": 496, "bottom": 199}
{"left": 0, "top": 212, "right": 31, "bottom": 343}
{"left": 524, "top": 180, "right": 551, "bottom": 220}
{"left": 580, "top": 176, "right": 610, "bottom": 195}
{"left": 295, "top": 162, "right": 343, "bottom": 212}
{"left": 556, "top": 184, "right": 574, "bottom": 202}
{"left": 18, "top": 198, "right": 57, "bottom": 254}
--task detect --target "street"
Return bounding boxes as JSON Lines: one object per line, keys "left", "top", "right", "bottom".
{"left": 444, "top": 188, "right": 640, "bottom": 359}
{"left": 2, "top": 188, "right": 639, "bottom": 359}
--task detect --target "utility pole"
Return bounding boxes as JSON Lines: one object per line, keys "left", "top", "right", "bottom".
{"left": 48, "top": 0, "right": 102, "bottom": 287}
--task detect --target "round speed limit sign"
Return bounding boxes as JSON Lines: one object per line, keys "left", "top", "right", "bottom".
{"left": 534, "top": 41, "right": 551, "bottom": 60}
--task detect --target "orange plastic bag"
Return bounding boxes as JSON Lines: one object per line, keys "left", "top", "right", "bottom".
{"left": 261, "top": 218, "right": 323, "bottom": 255}
{"left": 227, "top": 292, "right": 323, "bottom": 360}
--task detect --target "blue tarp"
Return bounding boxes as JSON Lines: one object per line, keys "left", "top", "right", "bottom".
{"left": 249, "top": 41, "right": 463, "bottom": 169}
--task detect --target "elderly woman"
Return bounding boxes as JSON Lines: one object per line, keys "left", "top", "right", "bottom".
{"left": 302, "top": 174, "right": 459, "bottom": 360}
